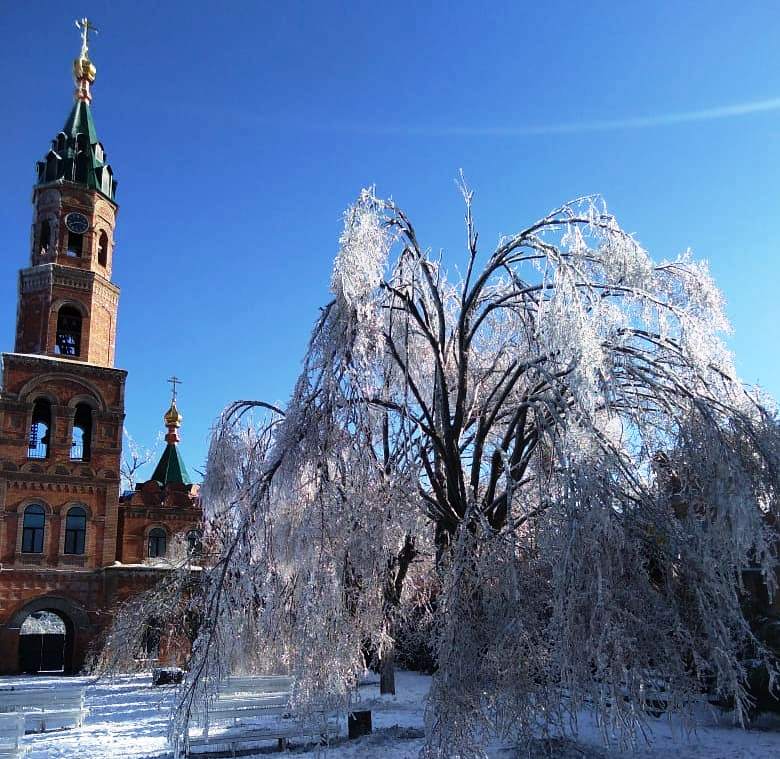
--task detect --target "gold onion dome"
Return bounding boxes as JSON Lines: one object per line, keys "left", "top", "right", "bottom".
{"left": 164, "top": 400, "right": 183, "bottom": 429}
{"left": 73, "top": 18, "right": 98, "bottom": 102}
{"left": 73, "top": 55, "right": 96, "bottom": 84}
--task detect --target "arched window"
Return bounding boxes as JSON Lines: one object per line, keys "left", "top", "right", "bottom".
{"left": 186, "top": 529, "right": 203, "bottom": 557}
{"left": 64, "top": 506, "right": 87, "bottom": 555}
{"left": 55, "top": 306, "right": 82, "bottom": 356}
{"left": 22, "top": 505, "right": 45, "bottom": 553}
{"left": 142, "top": 619, "right": 161, "bottom": 659}
{"left": 97, "top": 231, "right": 108, "bottom": 267}
{"left": 148, "top": 528, "right": 167, "bottom": 559}
{"left": 28, "top": 399, "right": 51, "bottom": 459}
{"left": 71, "top": 404, "right": 92, "bottom": 461}
{"left": 39, "top": 221, "right": 51, "bottom": 255}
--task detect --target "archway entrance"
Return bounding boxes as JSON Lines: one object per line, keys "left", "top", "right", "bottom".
{"left": 7, "top": 596, "right": 89, "bottom": 676}
{"left": 18, "top": 610, "right": 70, "bottom": 674}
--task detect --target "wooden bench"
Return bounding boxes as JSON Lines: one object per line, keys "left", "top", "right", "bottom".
{"left": 181, "top": 675, "right": 338, "bottom": 755}
{"left": 0, "top": 685, "right": 87, "bottom": 733}
{"left": 185, "top": 710, "right": 339, "bottom": 756}
{"left": 194, "top": 676, "right": 294, "bottom": 736}
{"left": 0, "top": 713, "right": 26, "bottom": 759}
{"left": 216, "top": 675, "right": 293, "bottom": 697}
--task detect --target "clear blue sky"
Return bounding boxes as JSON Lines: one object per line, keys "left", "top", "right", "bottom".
{"left": 1, "top": 2, "right": 779, "bottom": 479}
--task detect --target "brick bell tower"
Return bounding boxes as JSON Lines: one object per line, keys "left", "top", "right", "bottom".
{"left": 0, "top": 20, "right": 127, "bottom": 673}
{"left": 16, "top": 23, "right": 119, "bottom": 365}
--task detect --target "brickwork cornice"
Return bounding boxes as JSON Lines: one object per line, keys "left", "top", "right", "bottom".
{"left": 2, "top": 476, "right": 105, "bottom": 492}
{"left": 18, "top": 266, "right": 53, "bottom": 294}
{"left": 33, "top": 181, "right": 118, "bottom": 214}
{"left": 1, "top": 353, "right": 127, "bottom": 387}
{"left": 18, "top": 264, "right": 120, "bottom": 302}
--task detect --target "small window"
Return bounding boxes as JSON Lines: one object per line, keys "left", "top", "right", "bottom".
{"left": 22, "top": 504, "right": 45, "bottom": 554}
{"left": 74, "top": 134, "right": 90, "bottom": 184}
{"left": 55, "top": 306, "right": 82, "bottom": 356}
{"left": 66, "top": 232, "right": 83, "bottom": 258}
{"left": 97, "top": 231, "right": 108, "bottom": 267}
{"left": 45, "top": 152, "right": 59, "bottom": 182}
{"left": 101, "top": 166, "right": 113, "bottom": 196}
{"left": 74, "top": 153, "right": 89, "bottom": 184}
{"left": 28, "top": 399, "right": 51, "bottom": 459}
{"left": 186, "top": 529, "right": 203, "bottom": 557}
{"left": 64, "top": 506, "right": 87, "bottom": 555}
{"left": 39, "top": 221, "right": 51, "bottom": 255}
{"left": 148, "top": 528, "right": 167, "bottom": 558}
{"left": 71, "top": 404, "right": 92, "bottom": 461}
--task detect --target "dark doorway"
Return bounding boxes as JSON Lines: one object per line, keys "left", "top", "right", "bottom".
{"left": 18, "top": 611, "right": 69, "bottom": 674}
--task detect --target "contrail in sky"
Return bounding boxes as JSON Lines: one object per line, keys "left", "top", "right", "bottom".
{"left": 346, "top": 96, "right": 780, "bottom": 136}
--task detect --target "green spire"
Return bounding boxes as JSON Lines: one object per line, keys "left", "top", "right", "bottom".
{"left": 35, "top": 100, "right": 116, "bottom": 200}
{"left": 62, "top": 100, "right": 100, "bottom": 145}
{"left": 150, "top": 382, "right": 193, "bottom": 487}
{"left": 36, "top": 16, "right": 115, "bottom": 201}
{"left": 150, "top": 443, "right": 193, "bottom": 487}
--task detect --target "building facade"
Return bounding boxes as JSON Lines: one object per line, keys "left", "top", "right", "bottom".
{"left": 0, "top": 25, "right": 200, "bottom": 675}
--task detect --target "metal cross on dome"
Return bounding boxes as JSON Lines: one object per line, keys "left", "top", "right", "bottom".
{"left": 75, "top": 17, "right": 98, "bottom": 57}
{"left": 168, "top": 375, "right": 182, "bottom": 402}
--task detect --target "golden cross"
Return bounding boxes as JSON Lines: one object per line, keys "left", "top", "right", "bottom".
{"left": 168, "top": 375, "right": 182, "bottom": 402}
{"left": 75, "top": 17, "right": 98, "bottom": 57}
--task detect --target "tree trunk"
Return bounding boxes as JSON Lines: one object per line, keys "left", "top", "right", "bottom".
{"left": 378, "top": 534, "right": 415, "bottom": 696}
{"left": 379, "top": 641, "right": 396, "bottom": 695}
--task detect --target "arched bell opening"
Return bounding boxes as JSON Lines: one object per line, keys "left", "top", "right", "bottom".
{"left": 38, "top": 219, "right": 51, "bottom": 256}
{"left": 55, "top": 305, "right": 83, "bottom": 357}
{"left": 28, "top": 398, "right": 52, "bottom": 459}
{"left": 97, "top": 230, "right": 109, "bottom": 267}
{"left": 70, "top": 404, "right": 92, "bottom": 461}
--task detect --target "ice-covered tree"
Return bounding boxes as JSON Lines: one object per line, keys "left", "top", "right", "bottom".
{"left": 174, "top": 182, "right": 780, "bottom": 757}
{"left": 120, "top": 427, "right": 161, "bottom": 492}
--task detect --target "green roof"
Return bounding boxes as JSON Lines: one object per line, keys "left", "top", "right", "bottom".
{"left": 36, "top": 100, "right": 117, "bottom": 200}
{"left": 63, "top": 100, "right": 99, "bottom": 144}
{"left": 150, "top": 443, "right": 193, "bottom": 487}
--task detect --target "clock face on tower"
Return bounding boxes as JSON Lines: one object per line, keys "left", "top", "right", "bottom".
{"left": 65, "top": 212, "right": 90, "bottom": 235}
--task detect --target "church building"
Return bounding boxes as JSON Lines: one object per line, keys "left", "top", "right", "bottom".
{"left": 0, "top": 22, "right": 201, "bottom": 675}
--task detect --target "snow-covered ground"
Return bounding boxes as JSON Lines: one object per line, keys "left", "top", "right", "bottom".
{"left": 2, "top": 671, "right": 779, "bottom": 758}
